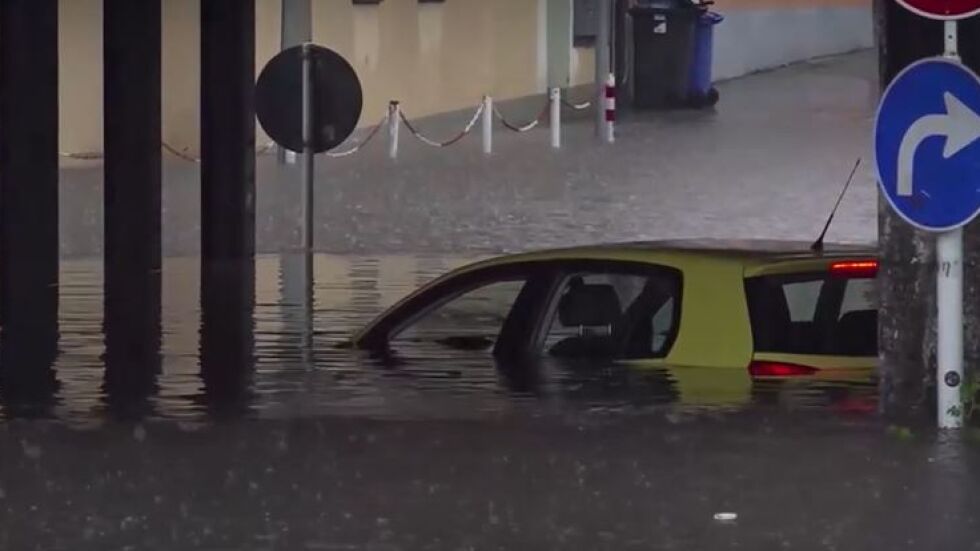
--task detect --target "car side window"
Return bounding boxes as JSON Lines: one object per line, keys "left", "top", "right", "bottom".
{"left": 390, "top": 278, "right": 527, "bottom": 353}
{"left": 542, "top": 266, "right": 681, "bottom": 360}
{"left": 782, "top": 280, "right": 824, "bottom": 322}
{"left": 839, "top": 278, "right": 876, "bottom": 319}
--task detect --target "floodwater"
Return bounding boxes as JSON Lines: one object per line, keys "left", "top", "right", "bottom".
{"left": 1, "top": 252, "right": 879, "bottom": 424}
{"left": 6, "top": 253, "right": 978, "bottom": 550}
{"left": 5, "top": 51, "right": 980, "bottom": 549}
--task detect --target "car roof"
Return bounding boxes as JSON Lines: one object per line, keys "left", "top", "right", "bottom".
{"left": 480, "top": 239, "right": 876, "bottom": 266}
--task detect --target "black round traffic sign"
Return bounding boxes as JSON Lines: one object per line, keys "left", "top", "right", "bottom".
{"left": 256, "top": 44, "right": 363, "bottom": 154}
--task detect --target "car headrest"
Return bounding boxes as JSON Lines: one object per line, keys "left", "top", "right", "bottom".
{"left": 558, "top": 283, "right": 622, "bottom": 327}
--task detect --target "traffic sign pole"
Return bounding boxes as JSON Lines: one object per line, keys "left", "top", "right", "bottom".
{"left": 938, "top": 20, "right": 964, "bottom": 429}
{"left": 938, "top": 227, "right": 964, "bottom": 428}
{"left": 876, "top": 12, "right": 980, "bottom": 428}
{"left": 301, "top": 42, "right": 314, "bottom": 251}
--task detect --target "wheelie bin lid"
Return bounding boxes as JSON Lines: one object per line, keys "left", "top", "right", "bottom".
{"left": 698, "top": 11, "right": 724, "bottom": 24}
{"left": 629, "top": 0, "right": 700, "bottom": 13}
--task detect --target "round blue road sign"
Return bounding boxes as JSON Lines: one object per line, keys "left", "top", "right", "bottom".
{"left": 875, "top": 58, "right": 980, "bottom": 232}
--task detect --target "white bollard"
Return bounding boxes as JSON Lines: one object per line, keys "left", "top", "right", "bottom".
{"left": 388, "top": 101, "right": 400, "bottom": 160}
{"left": 482, "top": 95, "right": 493, "bottom": 155}
{"left": 604, "top": 73, "right": 616, "bottom": 144}
{"left": 550, "top": 87, "right": 561, "bottom": 150}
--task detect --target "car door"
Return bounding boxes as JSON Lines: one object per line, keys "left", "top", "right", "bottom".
{"left": 356, "top": 261, "right": 557, "bottom": 363}
{"left": 529, "top": 260, "right": 685, "bottom": 408}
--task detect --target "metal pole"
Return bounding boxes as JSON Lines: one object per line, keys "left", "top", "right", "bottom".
{"left": 550, "top": 87, "right": 561, "bottom": 149}
{"left": 938, "top": 19, "right": 963, "bottom": 430}
{"left": 944, "top": 19, "right": 958, "bottom": 60}
{"left": 482, "top": 95, "right": 493, "bottom": 155}
{"left": 279, "top": 0, "right": 312, "bottom": 165}
{"left": 388, "top": 101, "right": 400, "bottom": 160}
{"left": 595, "top": 0, "right": 612, "bottom": 138}
{"left": 605, "top": 73, "right": 616, "bottom": 144}
{"left": 938, "top": 228, "right": 964, "bottom": 429}
{"left": 300, "top": 42, "right": 314, "bottom": 251}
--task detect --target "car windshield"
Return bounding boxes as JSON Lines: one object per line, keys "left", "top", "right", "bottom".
{"left": 744, "top": 272, "right": 877, "bottom": 356}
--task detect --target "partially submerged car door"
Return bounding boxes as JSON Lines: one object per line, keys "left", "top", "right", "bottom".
{"left": 535, "top": 260, "right": 683, "bottom": 361}
{"left": 355, "top": 262, "right": 557, "bottom": 359}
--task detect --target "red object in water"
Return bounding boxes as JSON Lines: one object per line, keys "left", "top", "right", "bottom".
{"left": 829, "top": 260, "right": 878, "bottom": 279}
{"left": 896, "top": 0, "right": 980, "bottom": 20}
{"left": 748, "top": 361, "right": 818, "bottom": 378}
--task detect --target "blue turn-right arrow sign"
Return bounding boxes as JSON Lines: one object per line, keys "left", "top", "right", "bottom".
{"left": 875, "top": 57, "right": 980, "bottom": 232}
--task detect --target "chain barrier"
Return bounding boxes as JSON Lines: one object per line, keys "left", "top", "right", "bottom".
{"left": 398, "top": 102, "right": 484, "bottom": 148}
{"left": 163, "top": 142, "right": 201, "bottom": 163}
{"left": 325, "top": 111, "right": 390, "bottom": 158}
{"left": 164, "top": 141, "right": 278, "bottom": 163}
{"left": 59, "top": 151, "right": 104, "bottom": 161}
{"left": 493, "top": 101, "right": 550, "bottom": 133}
{"left": 57, "top": 90, "right": 600, "bottom": 162}
{"left": 561, "top": 98, "right": 593, "bottom": 111}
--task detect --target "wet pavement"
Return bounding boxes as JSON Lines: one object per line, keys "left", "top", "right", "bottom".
{"left": 59, "top": 50, "right": 880, "bottom": 257}
{"left": 6, "top": 50, "right": 980, "bottom": 550}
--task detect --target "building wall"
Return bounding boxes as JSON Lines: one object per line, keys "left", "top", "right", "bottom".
{"left": 710, "top": 0, "right": 872, "bottom": 81}
{"left": 52, "top": 0, "right": 870, "bottom": 160}
{"left": 56, "top": 0, "right": 556, "bottom": 158}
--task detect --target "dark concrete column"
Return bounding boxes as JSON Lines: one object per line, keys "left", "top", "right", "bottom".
{"left": 201, "top": 0, "right": 256, "bottom": 264}
{"left": 102, "top": 0, "right": 163, "bottom": 417}
{"left": 875, "top": 1, "right": 980, "bottom": 421}
{"left": 0, "top": 0, "right": 60, "bottom": 406}
{"left": 199, "top": 0, "right": 257, "bottom": 411}
{"left": 198, "top": 263, "right": 255, "bottom": 416}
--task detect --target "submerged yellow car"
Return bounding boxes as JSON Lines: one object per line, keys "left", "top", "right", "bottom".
{"left": 353, "top": 239, "right": 878, "bottom": 381}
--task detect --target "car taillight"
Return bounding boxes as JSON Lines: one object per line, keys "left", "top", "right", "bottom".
{"left": 748, "top": 361, "right": 818, "bottom": 377}
{"left": 829, "top": 260, "right": 878, "bottom": 278}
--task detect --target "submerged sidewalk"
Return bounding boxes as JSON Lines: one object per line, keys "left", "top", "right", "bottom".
{"left": 59, "top": 50, "right": 879, "bottom": 257}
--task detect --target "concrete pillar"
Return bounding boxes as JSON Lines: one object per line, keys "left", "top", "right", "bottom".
{"left": 200, "top": 0, "right": 257, "bottom": 409}
{"left": 199, "top": 261, "right": 255, "bottom": 413}
{"left": 102, "top": 0, "right": 163, "bottom": 416}
{"left": 201, "top": 0, "right": 256, "bottom": 265}
{"left": 0, "top": 0, "right": 60, "bottom": 404}
{"left": 875, "top": 0, "right": 980, "bottom": 421}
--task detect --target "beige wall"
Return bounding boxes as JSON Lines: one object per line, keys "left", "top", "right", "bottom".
{"left": 311, "top": 0, "right": 543, "bottom": 125}
{"left": 56, "top": 0, "right": 594, "bottom": 160}
{"left": 59, "top": 0, "right": 103, "bottom": 156}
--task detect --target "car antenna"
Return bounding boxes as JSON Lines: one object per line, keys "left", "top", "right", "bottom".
{"left": 810, "top": 158, "right": 862, "bottom": 253}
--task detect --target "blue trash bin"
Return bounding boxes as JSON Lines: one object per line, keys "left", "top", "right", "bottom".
{"left": 689, "top": 11, "right": 723, "bottom": 107}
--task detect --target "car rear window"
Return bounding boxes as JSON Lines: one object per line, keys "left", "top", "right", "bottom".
{"left": 744, "top": 272, "right": 877, "bottom": 356}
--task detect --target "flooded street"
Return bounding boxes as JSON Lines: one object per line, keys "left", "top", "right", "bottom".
{"left": 5, "top": 252, "right": 880, "bottom": 424}
{"left": 4, "top": 51, "right": 980, "bottom": 549}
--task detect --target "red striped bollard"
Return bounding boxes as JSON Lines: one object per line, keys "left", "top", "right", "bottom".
{"left": 604, "top": 73, "right": 616, "bottom": 144}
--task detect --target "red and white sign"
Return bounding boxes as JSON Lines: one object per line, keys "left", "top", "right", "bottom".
{"left": 897, "top": 0, "right": 980, "bottom": 20}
